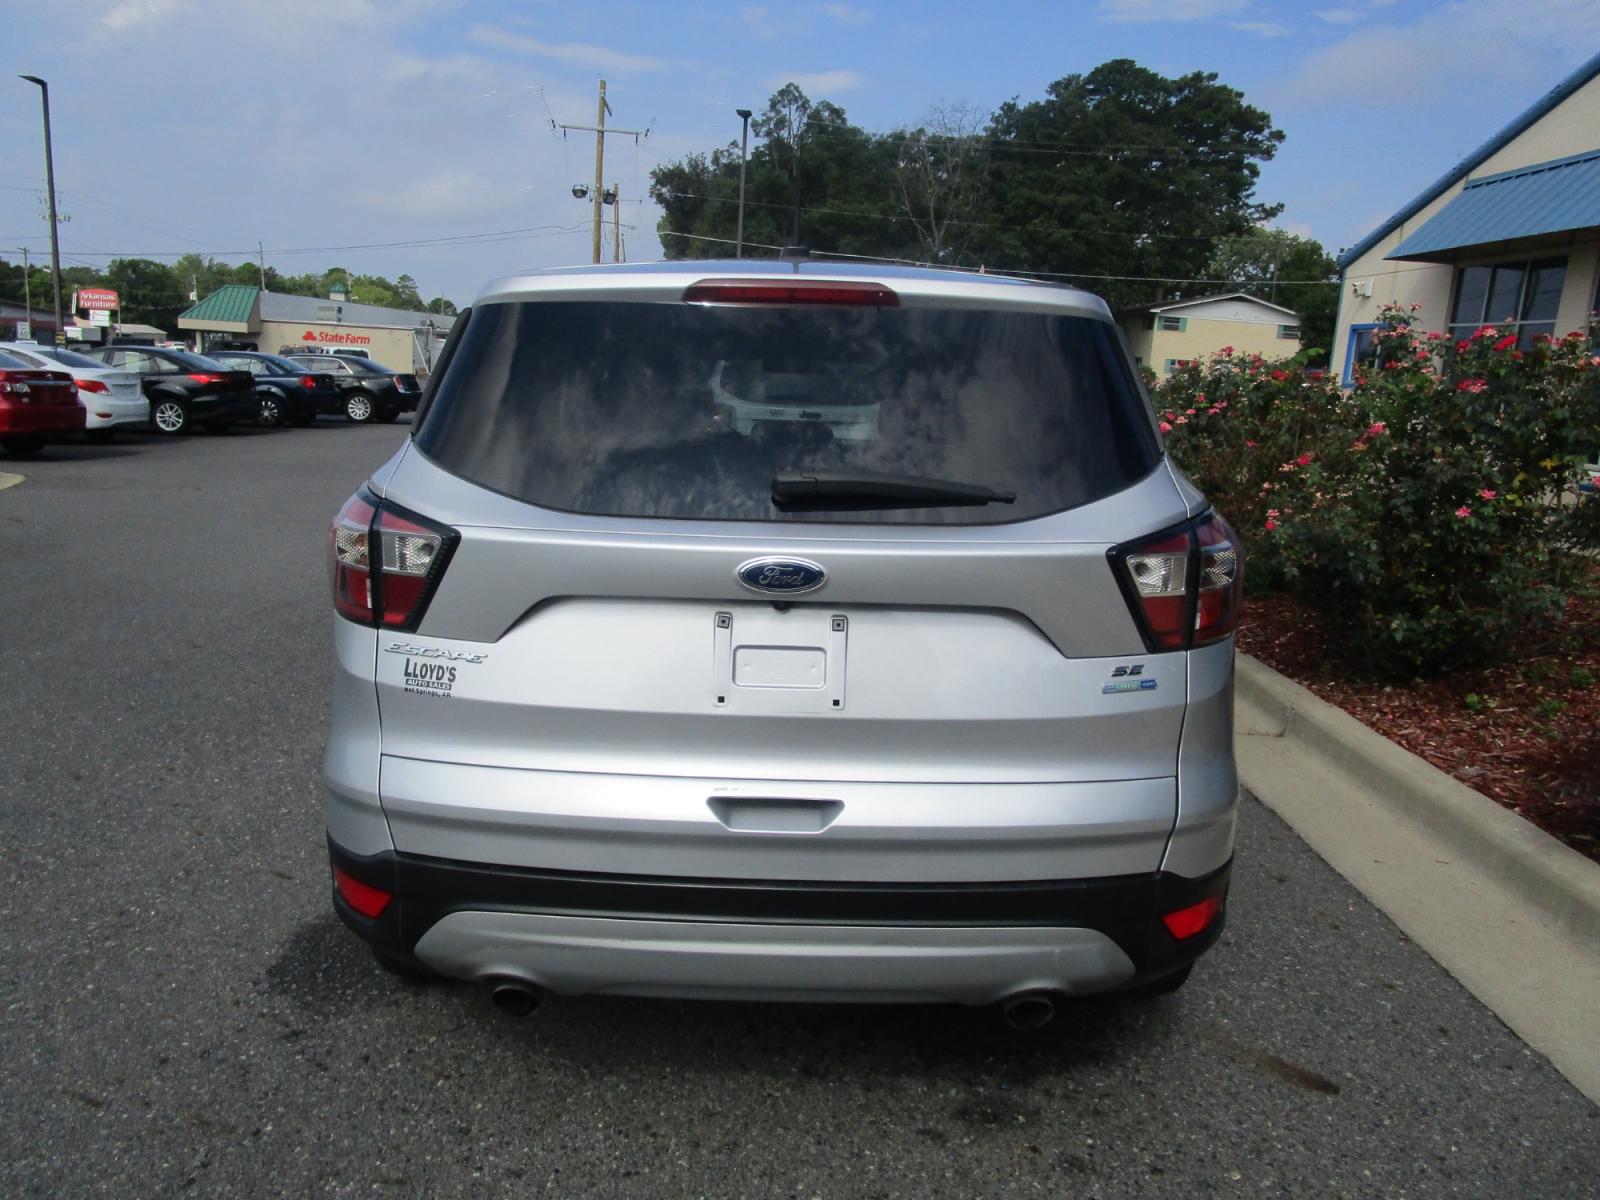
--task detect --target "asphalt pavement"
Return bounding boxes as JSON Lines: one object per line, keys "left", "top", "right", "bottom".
{"left": 2, "top": 422, "right": 1596, "bottom": 1198}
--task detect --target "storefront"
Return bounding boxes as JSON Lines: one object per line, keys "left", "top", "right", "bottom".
{"left": 177, "top": 284, "right": 454, "bottom": 374}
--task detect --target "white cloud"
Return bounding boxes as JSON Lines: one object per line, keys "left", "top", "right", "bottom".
{"left": 1281, "top": 0, "right": 1596, "bottom": 107}
{"left": 1232, "top": 19, "right": 1291, "bottom": 36}
{"left": 1314, "top": 7, "right": 1361, "bottom": 22}
{"left": 820, "top": 3, "right": 872, "bottom": 24}
{"left": 101, "top": 0, "right": 190, "bottom": 29}
{"left": 769, "top": 70, "right": 863, "bottom": 94}
{"left": 1095, "top": 0, "right": 1250, "bottom": 21}
{"left": 355, "top": 169, "right": 500, "bottom": 219}
{"left": 466, "top": 24, "right": 682, "bottom": 72}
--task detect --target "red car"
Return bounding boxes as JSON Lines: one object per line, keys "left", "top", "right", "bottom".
{"left": 0, "top": 349, "right": 85, "bottom": 458}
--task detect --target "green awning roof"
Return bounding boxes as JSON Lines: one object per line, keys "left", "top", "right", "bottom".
{"left": 177, "top": 284, "right": 260, "bottom": 330}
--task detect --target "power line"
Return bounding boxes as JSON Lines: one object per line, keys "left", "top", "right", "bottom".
{"left": 9, "top": 223, "right": 609, "bottom": 260}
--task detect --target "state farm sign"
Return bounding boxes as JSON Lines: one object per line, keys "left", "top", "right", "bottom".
{"left": 299, "top": 329, "right": 372, "bottom": 346}
{"left": 75, "top": 287, "right": 120, "bottom": 312}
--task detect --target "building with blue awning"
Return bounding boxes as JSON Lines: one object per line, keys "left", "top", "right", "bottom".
{"left": 1332, "top": 51, "right": 1600, "bottom": 385}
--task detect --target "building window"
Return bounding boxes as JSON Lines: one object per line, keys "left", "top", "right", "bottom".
{"left": 1158, "top": 315, "right": 1187, "bottom": 332}
{"left": 1342, "top": 323, "right": 1380, "bottom": 386}
{"left": 1163, "top": 358, "right": 1182, "bottom": 374}
{"left": 1277, "top": 324, "right": 1301, "bottom": 340}
{"left": 1449, "top": 256, "right": 1567, "bottom": 347}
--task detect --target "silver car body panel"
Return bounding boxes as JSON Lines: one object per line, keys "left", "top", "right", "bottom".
{"left": 413, "top": 912, "right": 1136, "bottom": 1005}
{"left": 321, "top": 260, "right": 1239, "bottom": 1002}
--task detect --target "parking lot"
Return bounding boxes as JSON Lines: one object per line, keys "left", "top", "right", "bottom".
{"left": 2, "top": 422, "right": 1597, "bottom": 1198}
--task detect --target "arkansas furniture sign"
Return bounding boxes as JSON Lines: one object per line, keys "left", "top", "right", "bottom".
{"left": 74, "top": 287, "right": 120, "bottom": 312}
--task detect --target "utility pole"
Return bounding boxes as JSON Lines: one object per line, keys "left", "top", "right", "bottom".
{"left": 258, "top": 241, "right": 267, "bottom": 290}
{"left": 17, "top": 247, "right": 31, "bottom": 332}
{"left": 735, "top": 108, "right": 752, "bottom": 258}
{"left": 559, "top": 80, "right": 646, "bottom": 265}
{"left": 612, "top": 184, "right": 621, "bottom": 263}
{"left": 20, "top": 76, "right": 64, "bottom": 344}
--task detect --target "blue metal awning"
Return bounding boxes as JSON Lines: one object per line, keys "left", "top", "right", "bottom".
{"left": 1388, "top": 149, "right": 1600, "bottom": 261}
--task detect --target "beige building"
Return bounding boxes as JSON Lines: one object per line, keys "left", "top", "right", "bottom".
{"left": 177, "top": 284, "right": 454, "bottom": 374}
{"left": 1121, "top": 293, "right": 1303, "bottom": 375}
{"left": 1332, "top": 50, "right": 1600, "bottom": 384}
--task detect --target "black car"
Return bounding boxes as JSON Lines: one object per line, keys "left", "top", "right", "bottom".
{"left": 205, "top": 351, "right": 342, "bottom": 427}
{"left": 85, "top": 346, "right": 255, "bottom": 435}
{"left": 281, "top": 352, "right": 420, "bottom": 424}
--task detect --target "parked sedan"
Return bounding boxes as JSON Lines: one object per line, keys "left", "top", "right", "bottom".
{"left": 84, "top": 346, "right": 255, "bottom": 435}
{"left": 282, "top": 352, "right": 420, "bottom": 424}
{"left": 0, "top": 349, "right": 85, "bottom": 458}
{"left": 2, "top": 344, "right": 146, "bottom": 440}
{"left": 206, "top": 351, "right": 342, "bottom": 427}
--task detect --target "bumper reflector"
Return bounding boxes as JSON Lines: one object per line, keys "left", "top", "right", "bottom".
{"left": 1161, "top": 894, "right": 1223, "bottom": 940}
{"left": 333, "top": 866, "right": 392, "bottom": 919}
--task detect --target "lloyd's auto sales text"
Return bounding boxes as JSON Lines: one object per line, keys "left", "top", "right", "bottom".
{"left": 300, "top": 329, "right": 373, "bottom": 346}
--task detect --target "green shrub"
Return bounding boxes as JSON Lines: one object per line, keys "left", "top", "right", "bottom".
{"left": 1155, "top": 305, "right": 1600, "bottom": 678}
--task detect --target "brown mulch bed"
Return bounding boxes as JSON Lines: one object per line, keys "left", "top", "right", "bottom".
{"left": 1235, "top": 589, "right": 1600, "bottom": 864}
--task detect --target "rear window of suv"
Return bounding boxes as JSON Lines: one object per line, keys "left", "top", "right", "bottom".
{"left": 414, "top": 297, "right": 1159, "bottom": 524}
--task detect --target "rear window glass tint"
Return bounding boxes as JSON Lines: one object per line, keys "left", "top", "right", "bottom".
{"left": 415, "top": 299, "right": 1158, "bottom": 524}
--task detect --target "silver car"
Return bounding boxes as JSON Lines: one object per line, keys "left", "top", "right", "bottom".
{"left": 322, "top": 261, "right": 1241, "bottom": 1026}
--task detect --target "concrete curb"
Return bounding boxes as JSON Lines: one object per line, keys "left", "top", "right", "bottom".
{"left": 1235, "top": 654, "right": 1600, "bottom": 946}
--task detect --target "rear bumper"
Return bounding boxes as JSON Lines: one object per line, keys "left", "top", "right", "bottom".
{"left": 327, "top": 838, "right": 1229, "bottom": 1003}
{"left": 0, "top": 404, "right": 84, "bottom": 435}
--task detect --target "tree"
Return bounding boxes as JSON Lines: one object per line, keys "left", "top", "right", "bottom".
{"left": 885, "top": 103, "right": 990, "bottom": 265}
{"left": 425, "top": 296, "right": 458, "bottom": 315}
{"left": 104, "top": 257, "right": 187, "bottom": 332}
{"left": 1208, "top": 227, "right": 1338, "bottom": 364}
{"left": 972, "top": 60, "right": 1284, "bottom": 310}
{"left": 393, "top": 274, "right": 422, "bottom": 310}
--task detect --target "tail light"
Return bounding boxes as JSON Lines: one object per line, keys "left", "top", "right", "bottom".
{"left": 76, "top": 379, "right": 110, "bottom": 394}
{"left": 1109, "top": 512, "right": 1242, "bottom": 652}
{"left": 186, "top": 372, "right": 224, "bottom": 384}
{"left": 1162, "top": 894, "right": 1224, "bottom": 940}
{"left": 299, "top": 375, "right": 318, "bottom": 389}
{"left": 332, "top": 866, "right": 392, "bottom": 919}
{"left": 683, "top": 279, "right": 898, "bottom": 307}
{"left": 328, "top": 487, "right": 458, "bottom": 631}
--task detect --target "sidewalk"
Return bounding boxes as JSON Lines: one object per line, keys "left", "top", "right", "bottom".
{"left": 1235, "top": 653, "right": 1600, "bottom": 1104}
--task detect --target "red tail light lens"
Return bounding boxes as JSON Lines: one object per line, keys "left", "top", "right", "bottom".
{"left": 328, "top": 488, "right": 458, "bottom": 631}
{"left": 683, "top": 279, "right": 899, "bottom": 307}
{"left": 1193, "top": 513, "right": 1243, "bottom": 646}
{"left": 1110, "top": 512, "right": 1243, "bottom": 653}
{"left": 76, "top": 379, "right": 110, "bottom": 394}
{"left": 1161, "top": 894, "right": 1223, "bottom": 940}
{"left": 186, "top": 373, "right": 224, "bottom": 385}
{"left": 329, "top": 491, "right": 377, "bottom": 623}
{"left": 332, "top": 866, "right": 392, "bottom": 919}
{"left": 300, "top": 375, "right": 317, "bottom": 389}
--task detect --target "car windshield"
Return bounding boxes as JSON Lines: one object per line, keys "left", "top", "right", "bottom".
{"left": 415, "top": 298, "right": 1159, "bottom": 525}
{"left": 29, "top": 347, "right": 105, "bottom": 369}
{"left": 342, "top": 358, "right": 395, "bottom": 375}
{"left": 162, "top": 350, "right": 232, "bottom": 372}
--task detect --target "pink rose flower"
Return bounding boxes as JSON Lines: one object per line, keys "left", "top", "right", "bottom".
{"left": 1296, "top": 453, "right": 1313, "bottom": 466}
{"left": 1367, "top": 422, "right": 1386, "bottom": 436}
{"left": 1264, "top": 519, "right": 1277, "bottom": 532}
{"left": 1159, "top": 421, "right": 1172, "bottom": 433}
{"left": 1493, "top": 335, "right": 1517, "bottom": 352}
{"left": 1478, "top": 489, "right": 1497, "bottom": 500}
{"left": 1457, "top": 378, "right": 1488, "bottom": 394}
{"left": 1175, "top": 415, "right": 1188, "bottom": 425}
{"left": 1455, "top": 506, "right": 1472, "bottom": 519}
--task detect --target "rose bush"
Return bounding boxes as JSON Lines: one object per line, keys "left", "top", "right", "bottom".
{"left": 1154, "top": 304, "right": 1600, "bottom": 677}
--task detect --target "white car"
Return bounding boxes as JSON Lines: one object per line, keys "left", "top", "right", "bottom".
{"left": 4, "top": 344, "right": 147, "bottom": 438}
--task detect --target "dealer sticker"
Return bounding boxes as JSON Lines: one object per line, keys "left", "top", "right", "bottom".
{"left": 403, "top": 658, "right": 459, "bottom": 700}
{"left": 1102, "top": 678, "right": 1158, "bottom": 694}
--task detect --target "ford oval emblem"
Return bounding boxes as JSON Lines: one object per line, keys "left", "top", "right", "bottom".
{"left": 736, "top": 556, "right": 827, "bottom": 595}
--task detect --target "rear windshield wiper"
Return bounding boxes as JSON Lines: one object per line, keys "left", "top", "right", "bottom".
{"left": 772, "top": 470, "right": 1017, "bottom": 509}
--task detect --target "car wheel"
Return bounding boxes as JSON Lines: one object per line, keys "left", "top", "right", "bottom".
{"left": 257, "top": 391, "right": 283, "bottom": 427}
{"left": 0, "top": 435, "right": 46, "bottom": 459}
{"left": 344, "top": 391, "right": 375, "bottom": 423}
{"left": 152, "top": 399, "right": 190, "bottom": 435}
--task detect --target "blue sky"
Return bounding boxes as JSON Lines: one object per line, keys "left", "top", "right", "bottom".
{"left": 2, "top": 0, "right": 1596, "bottom": 306}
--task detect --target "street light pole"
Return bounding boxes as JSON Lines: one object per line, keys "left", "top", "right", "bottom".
{"left": 19, "top": 76, "right": 64, "bottom": 345}
{"left": 735, "top": 108, "right": 752, "bottom": 259}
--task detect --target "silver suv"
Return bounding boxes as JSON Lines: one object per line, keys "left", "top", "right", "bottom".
{"left": 322, "top": 261, "right": 1241, "bottom": 1025}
